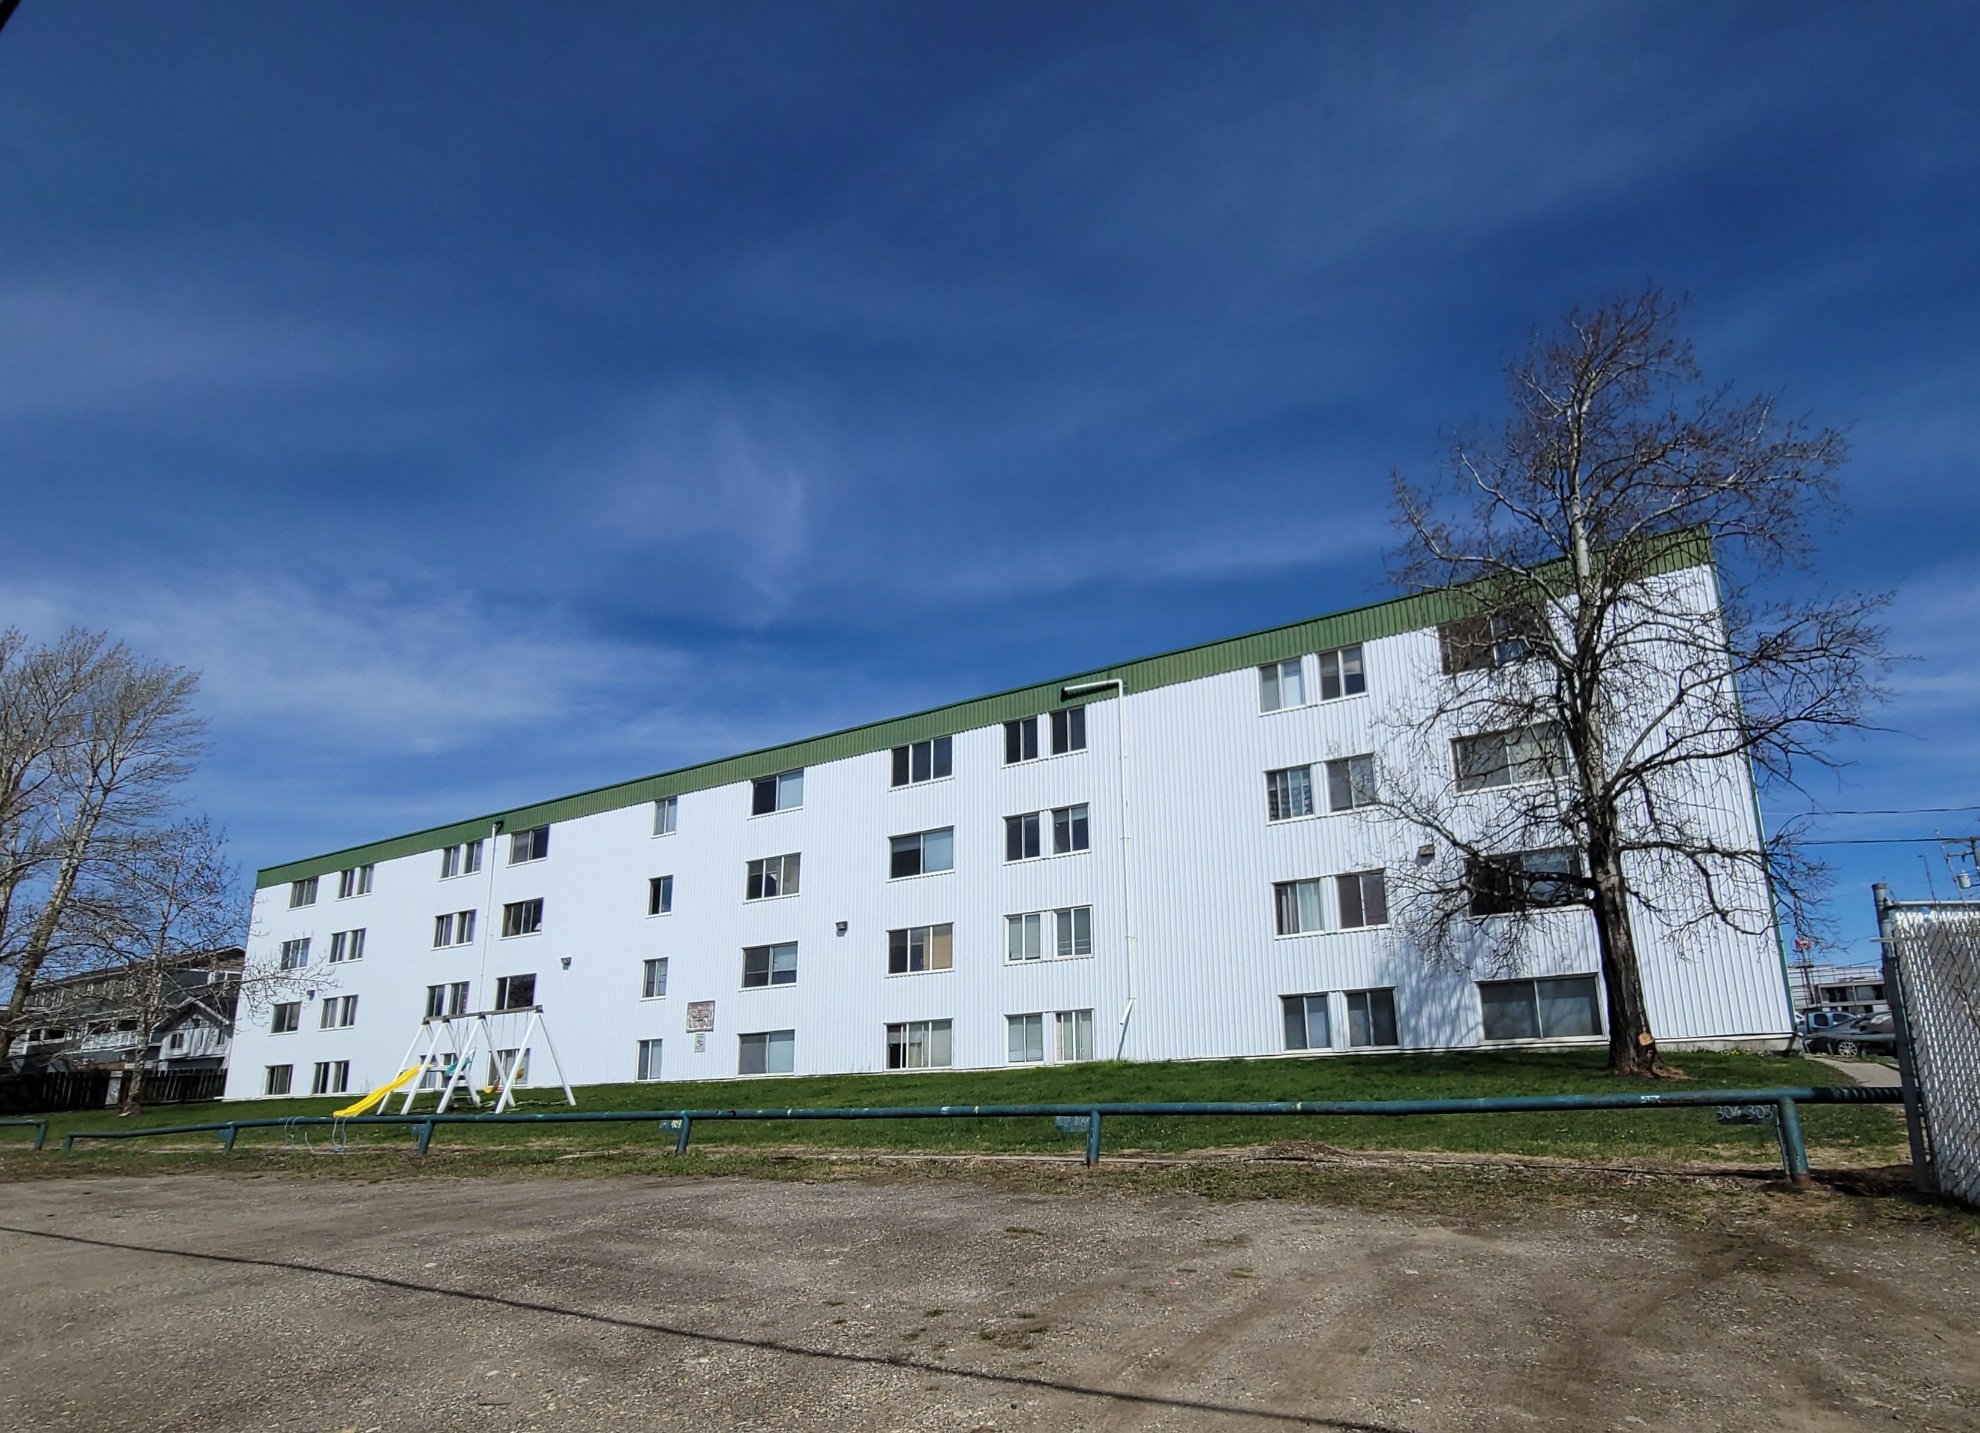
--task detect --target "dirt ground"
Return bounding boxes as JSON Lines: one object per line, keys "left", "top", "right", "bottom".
{"left": 1, "top": 1169, "right": 1975, "bottom": 1432}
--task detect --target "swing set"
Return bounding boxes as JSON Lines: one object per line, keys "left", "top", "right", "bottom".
{"left": 379, "top": 1004, "right": 577, "bottom": 1115}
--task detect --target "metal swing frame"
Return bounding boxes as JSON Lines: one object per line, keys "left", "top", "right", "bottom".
{"left": 390, "top": 1004, "right": 577, "bottom": 1115}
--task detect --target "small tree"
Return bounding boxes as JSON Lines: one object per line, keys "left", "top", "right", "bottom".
{"left": 1383, "top": 291, "right": 1885, "bottom": 1077}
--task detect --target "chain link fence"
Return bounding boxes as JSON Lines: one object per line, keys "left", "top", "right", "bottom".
{"left": 1877, "top": 887, "right": 1980, "bottom": 1207}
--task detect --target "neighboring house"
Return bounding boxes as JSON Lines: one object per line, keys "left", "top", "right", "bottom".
{"left": 12, "top": 948, "right": 244, "bottom": 1075}
{"left": 1791, "top": 961, "right": 1889, "bottom": 1029}
{"left": 226, "top": 557, "right": 1793, "bottom": 1100}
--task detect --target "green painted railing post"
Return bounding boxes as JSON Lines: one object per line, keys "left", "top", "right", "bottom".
{"left": 1085, "top": 1109, "right": 1103, "bottom": 1166}
{"left": 1775, "top": 1097, "right": 1810, "bottom": 1187}
{"left": 61, "top": 1132, "right": 77, "bottom": 1152}
{"left": 415, "top": 1120, "right": 435, "bottom": 1156}
{"left": 675, "top": 1116, "right": 693, "bottom": 1155}
{"left": 218, "top": 1125, "right": 237, "bottom": 1152}
{"left": 32, "top": 1121, "right": 47, "bottom": 1151}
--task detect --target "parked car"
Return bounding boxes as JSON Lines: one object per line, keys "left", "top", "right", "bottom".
{"left": 1804, "top": 1013, "right": 1896, "bottom": 1058}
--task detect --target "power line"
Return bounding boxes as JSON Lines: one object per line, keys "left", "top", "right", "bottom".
{"left": 1767, "top": 804, "right": 1980, "bottom": 818}
{"left": 1800, "top": 835, "right": 1980, "bottom": 847}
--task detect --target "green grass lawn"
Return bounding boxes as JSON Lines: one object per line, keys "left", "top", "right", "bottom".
{"left": 10, "top": 1048, "right": 1907, "bottom": 1170}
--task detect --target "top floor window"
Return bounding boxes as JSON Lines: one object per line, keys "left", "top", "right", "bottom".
{"left": 1259, "top": 658, "right": 1304, "bottom": 713}
{"left": 509, "top": 825, "right": 550, "bottom": 864}
{"left": 889, "top": 827, "right": 954, "bottom": 879}
{"left": 1050, "top": 706, "right": 1086, "bottom": 754}
{"left": 891, "top": 736, "right": 952, "bottom": 787}
{"left": 1439, "top": 609, "right": 1542, "bottom": 674}
{"left": 288, "top": 876, "right": 317, "bottom": 908}
{"left": 1467, "top": 848, "right": 1585, "bottom": 916}
{"left": 752, "top": 769, "right": 804, "bottom": 815}
{"left": 653, "top": 796, "right": 678, "bottom": 836}
{"left": 337, "top": 864, "right": 373, "bottom": 899}
{"left": 1004, "top": 717, "right": 1040, "bottom": 764}
{"left": 440, "top": 840, "right": 484, "bottom": 879}
{"left": 1453, "top": 724, "right": 1564, "bottom": 793}
{"left": 1316, "top": 644, "right": 1365, "bottom": 701}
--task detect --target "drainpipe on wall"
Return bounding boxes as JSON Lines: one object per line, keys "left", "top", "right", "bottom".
{"left": 1062, "top": 678, "right": 1135, "bottom": 1059}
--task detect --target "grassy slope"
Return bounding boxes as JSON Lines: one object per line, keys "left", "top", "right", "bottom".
{"left": 14, "top": 1048, "right": 1906, "bottom": 1168}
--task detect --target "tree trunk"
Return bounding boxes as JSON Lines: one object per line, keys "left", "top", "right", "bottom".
{"left": 0, "top": 820, "right": 95, "bottom": 1061}
{"left": 1587, "top": 833, "right": 1675, "bottom": 1078}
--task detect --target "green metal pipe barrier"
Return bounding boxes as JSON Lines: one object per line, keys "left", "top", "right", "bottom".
{"left": 0, "top": 1118, "right": 49, "bottom": 1151}
{"left": 52, "top": 1085, "right": 1903, "bottom": 1184}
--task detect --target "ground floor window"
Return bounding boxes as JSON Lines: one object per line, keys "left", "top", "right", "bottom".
{"left": 311, "top": 1060, "right": 351, "bottom": 1096}
{"left": 636, "top": 1038, "right": 664, "bottom": 1081}
{"left": 739, "top": 1029, "right": 795, "bottom": 1076}
{"left": 1345, "top": 988, "right": 1398, "bottom": 1047}
{"left": 1282, "top": 993, "right": 1331, "bottom": 1051}
{"left": 1478, "top": 974, "right": 1602, "bottom": 1041}
{"left": 487, "top": 1046, "right": 531, "bottom": 1088}
{"left": 264, "top": 1064, "right": 293, "bottom": 1096}
{"left": 1055, "top": 1008, "right": 1094, "bottom": 1062}
{"left": 886, "top": 1019, "right": 953, "bottom": 1070}
{"left": 1007, "top": 1009, "right": 1094, "bottom": 1063}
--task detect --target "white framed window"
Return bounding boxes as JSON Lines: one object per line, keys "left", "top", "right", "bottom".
{"left": 270, "top": 1002, "right": 300, "bottom": 1034}
{"left": 288, "top": 877, "right": 318, "bottom": 908}
{"left": 742, "top": 942, "right": 798, "bottom": 988}
{"left": 279, "top": 938, "right": 310, "bottom": 970}
{"left": 1052, "top": 804, "right": 1090, "bottom": 854}
{"left": 494, "top": 973, "right": 536, "bottom": 1009}
{"left": 1055, "top": 1008, "right": 1094, "bottom": 1062}
{"left": 653, "top": 796, "right": 678, "bottom": 836}
{"left": 1467, "top": 848, "right": 1585, "bottom": 916}
{"left": 1054, "top": 906, "right": 1092, "bottom": 958}
{"left": 1006, "top": 911, "right": 1044, "bottom": 962}
{"left": 1316, "top": 644, "right": 1366, "bottom": 701}
{"left": 501, "top": 898, "right": 543, "bottom": 938}
{"left": 887, "top": 923, "right": 953, "bottom": 975}
{"left": 745, "top": 853, "right": 800, "bottom": 900}
{"left": 508, "top": 825, "right": 551, "bottom": 864}
{"left": 1005, "top": 812, "right": 1041, "bottom": 862}
{"left": 264, "top": 1064, "right": 293, "bottom": 1095}
{"left": 1325, "top": 754, "right": 1377, "bottom": 812}
{"left": 167, "top": 1032, "right": 185, "bottom": 1052}
{"left": 328, "top": 928, "right": 365, "bottom": 964}
{"left": 751, "top": 769, "right": 804, "bottom": 815}
{"left": 1259, "top": 658, "right": 1305, "bottom": 712}
{"left": 1003, "top": 717, "right": 1040, "bottom": 764}
{"left": 1007, "top": 1012, "right": 1045, "bottom": 1063}
{"left": 1454, "top": 724, "right": 1564, "bottom": 793}
{"left": 1439, "top": 609, "right": 1540, "bottom": 674}
{"left": 739, "top": 1029, "right": 794, "bottom": 1075}
{"left": 636, "top": 1038, "right": 664, "bottom": 1081}
{"left": 642, "top": 957, "right": 669, "bottom": 1000}
{"left": 891, "top": 736, "right": 953, "bottom": 787}
{"left": 433, "top": 909, "right": 476, "bottom": 948}
{"left": 889, "top": 826, "right": 954, "bottom": 878}
{"left": 1273, "top": 879, "right": 1325, "bottom": 936}
{"left": 1346, "top": 988, "right": 1398, "bottom": 1047}
{"left": 648, "top": 875, "right": 674, "bottom": 916}
{"left": 886, "top": 1018, "right": 952, "bottom": 1070}
{"left": 1336, "top": 870, "right": 1389, "bottom": 929}
{"left": 424, "top": 981, "right": 469, "bottom": 1019}
{"left": 1479, "top": 975, "right": 1602, "bottom": 1041}
{"left": 1282, "top": 993, "right": 1331, "bottom": 1050}
{"left": 488, "top": 1047, "right": 530, "bottom": 1087}
{"left": 336, "top": 864, "right": 373, "bottom": 899}
{"left": 320, "top": 995, "right": 359, "bottom": 1030}
{"left": 311, "top": 1060, "right": 351, "bottom": 1096}
{"left": 1050, "top": 706, "right": 1087, "bottom": 755}
{"left": 1266, "top": 765, "right": 1315, "bottom": 821}
{"left": 1007, "top": 1009, "right": 1092, "bottom": 1063}
{"left": 440, "top": 839, "right": 484, "bottom": 879}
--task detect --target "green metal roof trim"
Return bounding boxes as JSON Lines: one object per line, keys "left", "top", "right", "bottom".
{"left": 257, "top": 530, "right": 1714, "bottom": 888}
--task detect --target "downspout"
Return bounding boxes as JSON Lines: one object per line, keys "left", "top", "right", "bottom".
{"left": 1062, "top": 678, "right": 1135, "bottom": 1059}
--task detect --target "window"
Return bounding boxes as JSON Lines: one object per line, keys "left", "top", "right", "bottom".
{"left": 1003, "top": 717, "right": 1040, "bottom": 764}
{"left": 328, "top": 929, "right": 365, "bottom": 964}
{"left": 1479, "top": 974, "right": 1602, "bottom": 1041}
{"left": 1283, "top": 993, "right": 1331, "bottom": 1050}
{"left": 642, "top": 957, "right": 669, "bottom": 999}
{"left": 1274, "top": 879, "right": 1325, "bottom": 936}
{"left": 494, "top": 973, "right": 536, "bottom": 1010}
{"left": 311, "top": 1060, "right": 351, "bottom": 1096}
{"left": 891, "top": 736, "right": 953, "bottom": 787}
{"left": 886, "top": 1018, "right": 953, "bottom": 1070}
{"left": 1467, "top": 848, "right": 1585, "bottom": 916}
{"left": 1259, "top": 658, "right": 1305, "bottom": 712}
{"left": 1325, "top": 755, "right": 1377, "bottom": 812}
{"left": 648, "top": 875, "right": 675, "bottom": 916}
{"left": 887, "top": 923, "right": 953, "bottom": 975}
{"left": 1056, "top": 1009, "right": 1093, "bottom": 1062}
{"left": 440, "top": 840, "right": 484, "bottom": 879}
{"left": 433, "top": 910, "right": 476, "bottom": 947}
{"left": 1006, "top": 912, "right": 1043, "bottom": 962}
{"left": 1316, "top": 645, "right": 1366, "bottom": 701}
{"left": 288, "top": 877, "right": 317, "bottom": 908}
{"left": 745, "top": 854, "right": 800, "bottom": 900}
{"left": 279, "top": 938, "right": 310, "bottom": 970}
{"left": 1052, "top": 804, "right": 1090, "bottom": 854}
{"left": 1005, "top": 812, "right": 1041, "bottom": 862}
{"left": 270, "top": 1002, "right": 300, "bottom": 1034}
{"left": 501, "top": 898, "right": 543, "bottom": 938}
{"left": 167, "top": 1032, "right": 185, "bottom": 1051}
{"left": 488, "top": 1047, "right": 530, "bottom": 1088}
{"left": 337, "top": 864, "right": 373, "bottom": 899}
{"left": 636, "top": 1038, "right": 664, "bottom": 1081}
{"left": 424, "top": 982, "right": 469, "bottom": 1019}
{"left": 1054, "top": 906, "right": 1092, "bottom": 958}
{"left": 508, "top": 825, "right": 550, "bottom": 864}
{"left": 1007, "top": 1012, "right": 1045, "bottom": 1063}
{"left": 320, "top": 995, "right": 359, "bottom": 1030}
{"left": 751, "top": 769, "right": 804, "bottom": 815}
{"left": 1336, "top": 870, "right": 1389, "bottom": 929}
{"left": 1439, "top": 608, "right": 1542, "bottom": 674}
{"left": 889, "top": 826, "right": 954, "bottom": 878}
{"left": 653, "top": 796, "right": 678, "bottom": 836}
{"left": 739, "top": 1029, "right": 794, "bottom": 1075}
{"left": 1346, "top": 989, "right": 1399, "bottom": 1047}
{"left": 1453, "top": 724, "right": 1564, "bottom": 793}
{"left": 1266, "top": 765, "right": 1315, "bottom": 821}
{"left": 1051, "top": 706, "right": 1087, "bottom": 755}
{"left": 264, "top": 1064, "right": 293, "bottom": 1096}
{"left": 742, "top": 942, "right": 798, "bottom": 988}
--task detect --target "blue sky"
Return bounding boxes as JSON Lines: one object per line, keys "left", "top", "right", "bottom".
{"left": 3, "top": 3, "right": 1975, "bottom": 963}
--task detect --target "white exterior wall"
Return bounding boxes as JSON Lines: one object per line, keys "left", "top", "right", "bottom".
{"left": 224, "top": 572, "right": 1792, "bottom": 1099}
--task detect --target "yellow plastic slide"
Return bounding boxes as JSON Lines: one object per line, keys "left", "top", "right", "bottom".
{"left": 334, "top": 1067, "right": 422, "bottom": 1118}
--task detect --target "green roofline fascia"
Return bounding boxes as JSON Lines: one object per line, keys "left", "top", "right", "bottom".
{"left": 256, "top": 528, "right": 1714, "bottom": 888}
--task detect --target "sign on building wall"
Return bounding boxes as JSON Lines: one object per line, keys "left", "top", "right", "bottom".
{"left": 686, "top": 1000, "right": 715, "bottom": 1033}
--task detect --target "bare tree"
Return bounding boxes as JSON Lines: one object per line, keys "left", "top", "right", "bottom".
{"left": 1382, "top": 290, "right": 1886, "bottom": 1077}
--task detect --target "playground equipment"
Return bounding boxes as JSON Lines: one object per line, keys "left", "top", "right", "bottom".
{"left": 389, "top": 1004, "right": 576, "bottom": 1115}
{"left": 333, "top": 1066, "right": 422, "bottom": 1118}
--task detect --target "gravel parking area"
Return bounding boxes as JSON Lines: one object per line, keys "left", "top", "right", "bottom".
{"left": 1, "top": 1170, "right": 1975, "bottom": 1432}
